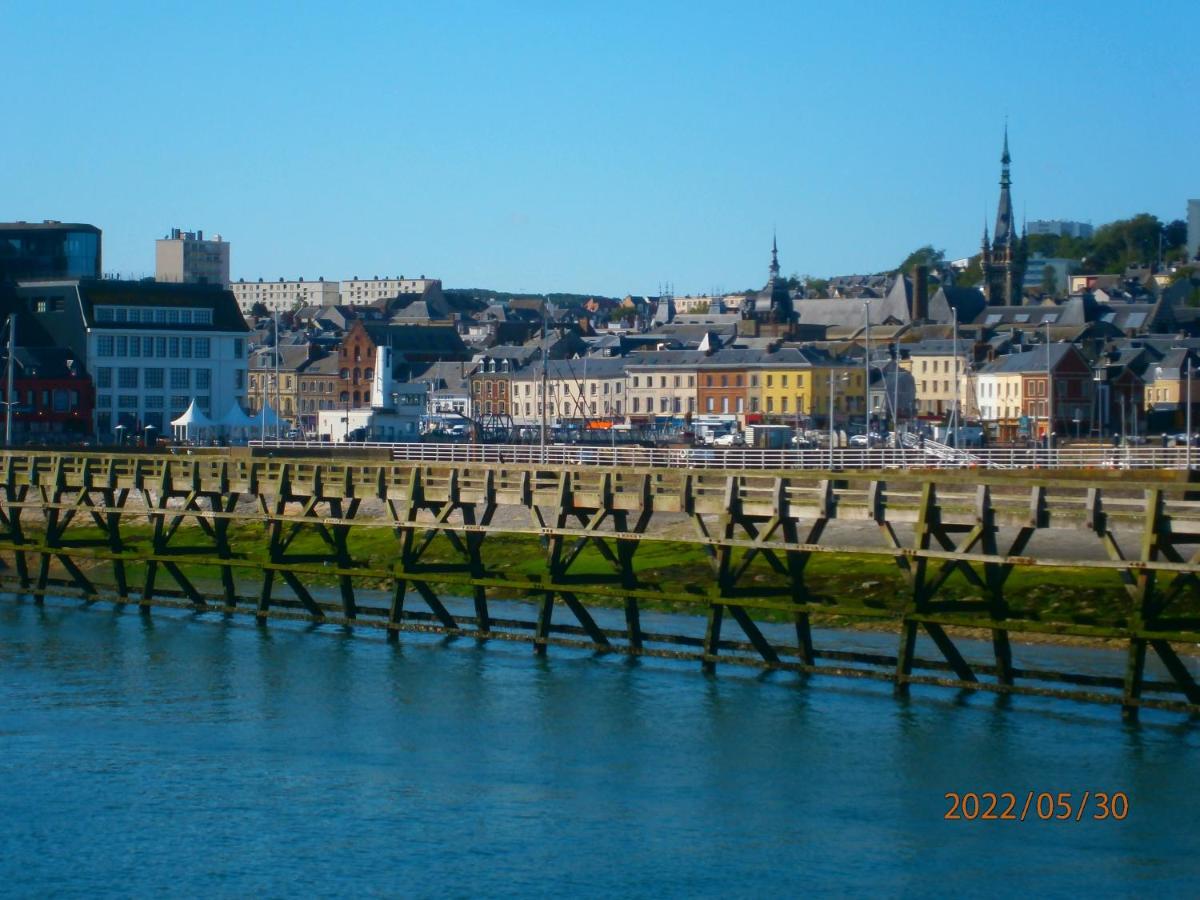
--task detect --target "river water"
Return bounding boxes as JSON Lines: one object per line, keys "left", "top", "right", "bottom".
{"left": 1, "top": 594, "right": 1198, "bottom": 897}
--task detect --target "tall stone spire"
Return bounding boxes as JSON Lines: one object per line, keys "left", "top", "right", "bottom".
{"left": 993, "top": 125, "right": 1015, "bottom": 247}
{"left": 769, "top": 232, "right": 780, "bottom": 280}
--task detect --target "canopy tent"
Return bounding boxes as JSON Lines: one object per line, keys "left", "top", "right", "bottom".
{"left": 246, "top": 403, "right": 283, "bottom": 429}
{"left": 216, "top": 401, "right": 256, "bottom": 429}
{"left": 170, "top": 399, "right": 215, "bottom": 442}
{"left": 213, "top": 401, "right": 257, "bottom": 444}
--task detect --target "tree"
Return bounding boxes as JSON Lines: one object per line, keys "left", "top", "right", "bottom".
{"left": 250, "top": 301, "right": 269, "bottom": 318}
{"left": 790, "top": 273, "right": 829, "bottom": 296}
{"left": 956, "top": 255, "right": 983, "bottom": 287}
{"left": 897, "top": 245, "right": 945, "bottom": 272}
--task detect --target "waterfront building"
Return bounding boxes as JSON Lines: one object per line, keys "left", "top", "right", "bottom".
{"left": 15, "top": 279, "right": 248, "bottom": 437}
{"left": 975, "top": 343, "right": 1093, "bottom": 441}
{"left": 0, "top": 221, "right": 101, "bottom": 283}
{"left": 294, "top": 352, "right": 342, "bottom": 435}
{"left": 155, "top": 228, "right": 230, "bottom": 286}
{"left": 0, "top": 343, "right": 95, "bottom": 440}
{"left": 754, "top": 348, "right": 856, "bottom": 422}
{"left": 695, "top": 349, "right": 761, "bottom": 420}
{"left": 624, "top": 350, "right": 703, "bottom": 423}
{"left": 906, "top": 340, "right": 974, "bottom": 418}
{"left": 507, "top": 357, "right": 626, "bottom": 426}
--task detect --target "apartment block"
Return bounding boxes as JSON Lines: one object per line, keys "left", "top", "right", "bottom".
{"left": 155, "top": 228, "right": 230, "bottom": 286}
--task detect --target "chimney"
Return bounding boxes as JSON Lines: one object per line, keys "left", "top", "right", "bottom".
{"left": 912, "top": 265, "right": 929, "bottom": 321}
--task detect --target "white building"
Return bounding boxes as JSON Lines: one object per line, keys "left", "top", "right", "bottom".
{"left": 1027, "top": 220, "right": 1094, "bottom": 239}
{"left": 507, "top": 357, "right": 627, "bottom": 426}
{"left": 231, "top": 278, "right": 339, "bottom": 313}
{"left": 17, "top": 279, "right": 249, "bottom": 438}
{"left": 339, "top": 276, "right": 440, "bottom": 306}
{"left": 317, "top": 382, "right": 427, "bottom": 442}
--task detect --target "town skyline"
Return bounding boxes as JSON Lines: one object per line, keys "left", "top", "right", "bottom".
{"left": 6, "top": 1, "right": 1196, "bottom": 297}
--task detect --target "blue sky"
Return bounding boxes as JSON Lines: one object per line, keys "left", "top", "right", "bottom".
{"left": 5, "top": 0, "right": 1197, "bottom": 296}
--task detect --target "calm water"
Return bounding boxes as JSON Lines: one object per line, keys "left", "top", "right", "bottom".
{"left": 2, "top": 595, "right": 1199, "bottom": 898}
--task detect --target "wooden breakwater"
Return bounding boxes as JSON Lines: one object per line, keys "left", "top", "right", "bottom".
{"left": 0, "top": 450, "right": 1197, "bottom": 720}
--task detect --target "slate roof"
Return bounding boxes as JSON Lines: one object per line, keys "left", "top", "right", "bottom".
{"left": 978, "top": 343, "right": 1078, "bottom": 375}
{"left": 78, "top": 279, "right": 249, "bottom": 332}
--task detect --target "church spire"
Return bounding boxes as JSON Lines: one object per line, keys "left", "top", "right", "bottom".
{"left": 993, "top": 125, "right": 1015, "bottom": 248}
{"left": 769, "top": 232, "right": 780, "bottom": 279}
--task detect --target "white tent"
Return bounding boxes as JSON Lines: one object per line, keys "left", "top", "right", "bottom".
{"left": 171, "top": 399, "right": 215, "bottom": 442}
{"left": 215, "top": 402, "right": 257, "bottom": 443}
{"left": 247, "top": 403, "right": 282, "bottom": 428}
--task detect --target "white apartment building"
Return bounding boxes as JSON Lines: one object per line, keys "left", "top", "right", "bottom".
{"left": 231, "top": 275, "right": 442, "bottom": 313}
{"left": 507, "top": 357, "right": 627, "bottom": 426}
{"left": 231, "top": 278, "right": 340, "bottom": 313}
{"left": 155, "top": 228, "right": 230, "bottom": 286}
{"left": 340, "top": 276, "right": 440, "bottom": 306}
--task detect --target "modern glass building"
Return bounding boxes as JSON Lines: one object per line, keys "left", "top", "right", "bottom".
{"left": 0, "top": 221, "right": 101, "bottom": 282}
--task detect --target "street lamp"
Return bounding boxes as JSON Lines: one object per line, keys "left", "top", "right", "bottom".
{"left": 951, "top": 306, "right": 958, "bottom": 451}
{"left": 1045, "top": 320, "right": 1054, "bottom": 451}
{"left": 1187, "top": 356, "right": 1193, "bottom": 471}
{"left": 828, "top": 368, "right": 850, "bottom": 452}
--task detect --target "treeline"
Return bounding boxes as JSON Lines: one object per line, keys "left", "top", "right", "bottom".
{"left": 444, "top": 288, "right": 623, "bottom": 308}
{"left": 1027, "top": 214, "right": 1188, "bottom": 274}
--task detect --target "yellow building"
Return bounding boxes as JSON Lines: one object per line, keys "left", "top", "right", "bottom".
{"left": 753, "top": 349, "right": 865, "bottom": 422}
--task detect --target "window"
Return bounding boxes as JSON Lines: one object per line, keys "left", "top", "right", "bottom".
{"left": 95, "top": 335, "right": 114, "bottom": 357}
{"left": 633, "top": 398, "right": 640, "bottom": 413}
{"left": 767, "top": 374, "right": 774, "bottom": 387}
{"left": 118, "top": 395, "right": 138, "bottom": 410}
{"left": 196, "top": 369, "right": 211, "bottom": 390}
{"left": 233, "top": 338, "right": 244, "bottom": 358}
{"left": 181, "top": 338, "right": 192, "bottom": 358}
{"left": 97, "top": 367, "right": 112, "bottom": 388}
{"left": 145, "top": 396, "right": 164, "bottom": 410}
{"left": 632, "top": 376, "right": 639, "bottom": 388}
{"left": 171, "top": 369, "right": 190, "bottom": 390}
{"left": 118, "top": 368, "right": 138, "bottom": 389}
{"left": 169, "top": 338, "right": 180, "bottom": 358}
{"left": 195, "top": 338, "right": 211, "bottom": 358}
{"left": 706, "top": 397, "right": 714, "bottom": 412}
{"left": 96, "top": 307, "right": 114, "bottom": 322}
{"left": 170, "top": 396, "right": 189, "bottom": 413}
{"left": 782, "top": 375, "right": 789, "bottom": 388}
{"left": 98, "top": 394, "right": 112, "bottom": 409}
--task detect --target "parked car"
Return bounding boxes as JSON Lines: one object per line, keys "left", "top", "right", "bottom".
{"left": 712, "top": 432, "right": 744, "bottom": 447}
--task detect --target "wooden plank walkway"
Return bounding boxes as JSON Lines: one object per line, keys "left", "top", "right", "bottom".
{"left": 0, "top": 450, "right": 1197, "bottom": 719}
